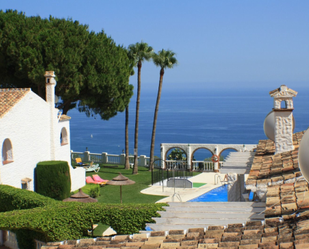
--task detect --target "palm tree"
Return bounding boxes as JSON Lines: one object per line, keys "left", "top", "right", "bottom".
{"left": 149, "top": 49, "right": 178, "bottom": 170}
{"left": 124, "top": 52, "right": 135, "bottom": 170}
{"left": 127, "top": 42, "right": 153, "bottom": 174}
{"left": 124, "top": 105, "right": 130, "bottom": 169}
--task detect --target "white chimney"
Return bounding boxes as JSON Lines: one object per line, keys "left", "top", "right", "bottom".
{"left": 44, "top": 71, "right": 57, "bottom": 160}
{"left": 269, "top": 85, "right": 297, "bottom": 154}
{"left": 44, "top": 71, "right": 56, "bottom": 105}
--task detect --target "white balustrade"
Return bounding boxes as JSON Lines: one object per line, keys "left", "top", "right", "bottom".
{"left": 71, "top": 150, "right": 149, "bottom": 167}
{"left": 71, "top": 150, "right": 222, "bottom": 171}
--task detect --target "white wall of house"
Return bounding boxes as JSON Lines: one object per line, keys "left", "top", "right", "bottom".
{"left": 0, "top": 91, "right": 51, "bottom": 191}
{"left": 0, "top": 86, "right": 85, "bottom": 192}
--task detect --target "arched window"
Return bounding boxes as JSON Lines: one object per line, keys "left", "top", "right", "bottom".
{"left": 2, "top": 138, "right": 13, "bottom": 164}
{"left": 60, "top": 127, "right": 68, "bottom": 146}
{"left": 280, "top": 100, "right": 287, "bottom": 109}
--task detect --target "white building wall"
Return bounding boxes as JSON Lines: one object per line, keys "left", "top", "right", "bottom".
{"left": 57, "top": 119, "right": 85, "bottom": 191}
{"left": 57, "top": 120, "right": 71, "bottom": 163}
{"left": 0, "top": 91, "right": 50, "bottom": 191}
{"left": 0, "top": 90, "right": 85, "bottom": 192}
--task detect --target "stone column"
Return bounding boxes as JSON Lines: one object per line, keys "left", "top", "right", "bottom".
{"left": 138, "top": 155, "right": 144, "bottom": 166}
{"left": 186, "top": 144, "right": 191, "bottom": 170}
{"left": 101, "top": 152, "right": 108, "bottom": 164}
{"left": 120, "top": 153, "right": 125, "bottom": 165}
{"left": 160, "top": 144, "right": 165, "bottom": 169}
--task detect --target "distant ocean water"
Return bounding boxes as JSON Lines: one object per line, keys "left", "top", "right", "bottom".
{"left": 69, "top": 86, "right": 309, "bottom": 160}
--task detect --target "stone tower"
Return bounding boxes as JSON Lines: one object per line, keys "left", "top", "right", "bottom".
{"left": 269, "top": 85, "right": 297, "bottom": 154}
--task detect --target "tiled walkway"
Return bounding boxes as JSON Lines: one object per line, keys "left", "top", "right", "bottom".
{"left": 141, "top": 172, "right": 227, "bottom": 203}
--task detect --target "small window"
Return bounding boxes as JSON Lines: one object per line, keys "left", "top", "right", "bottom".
{"left": 2, "top": 138, "right": 13, "bottom": 164}
{"left": 281, "top": 100, "right": 287, "bottom": 109}
{"left": 60, "top": 127, "right": 68, "bottom": 146}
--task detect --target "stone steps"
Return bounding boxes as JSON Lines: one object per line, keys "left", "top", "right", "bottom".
{"left": 220, "top": 152, "right": 255, "bottom": 174}
{"left": 146, "top": 201, "right": 265, "bottom": 231}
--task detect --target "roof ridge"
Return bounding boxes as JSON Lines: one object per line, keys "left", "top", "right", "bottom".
{"left": 0, "top": 88, "right": 31, "bottom": 92}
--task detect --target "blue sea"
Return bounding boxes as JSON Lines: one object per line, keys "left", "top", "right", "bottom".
{"left": 69, "top": 86, "right": 309, "bottom": 160}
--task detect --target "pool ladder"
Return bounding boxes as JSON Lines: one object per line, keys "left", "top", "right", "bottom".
{"left": 214, "top": 174, "right": 232, "bottom": 185}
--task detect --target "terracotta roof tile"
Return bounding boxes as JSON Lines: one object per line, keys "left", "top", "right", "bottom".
{"left": 0, "top": 88, "right": 30, "bottom": 117}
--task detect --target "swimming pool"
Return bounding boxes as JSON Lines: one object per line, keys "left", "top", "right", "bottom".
{"left": 188, "top": 184, "right": 228, "bottom": 202}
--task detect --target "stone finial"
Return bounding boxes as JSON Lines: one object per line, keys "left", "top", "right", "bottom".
{"left": 44, "top": 71, "right": 56, "bottom": 85}
{"left": 269, "top": 85, "right": 297, "bottom": 110}
{"left": 44, "top": 71, "right": 55, "bottom": 77}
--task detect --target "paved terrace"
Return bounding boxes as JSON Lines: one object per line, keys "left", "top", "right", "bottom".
{"left": 141, "top": 172, "right": 227, "bottom": 203}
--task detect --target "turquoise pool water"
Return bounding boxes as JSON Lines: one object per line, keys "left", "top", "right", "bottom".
{"left": 188, "top": 184, "right": 228, "bottom": 202}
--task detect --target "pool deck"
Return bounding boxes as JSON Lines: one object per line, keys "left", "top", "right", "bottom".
{"left": 141, "top": 172, "right": 227, "bottom": 203}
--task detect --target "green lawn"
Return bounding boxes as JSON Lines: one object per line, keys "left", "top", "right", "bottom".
{"left": 193, "top": 182, "right": 206, "bottom": 188}
{"left": 86, "top": 165, "right": 164, "bottom": 204}
{"left": 84, "top": 164, "right": 200, "bottom": 236}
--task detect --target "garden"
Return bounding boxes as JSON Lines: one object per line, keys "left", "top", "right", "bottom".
{"left": 0, "top": 162, "right": 168, "bottom": 249}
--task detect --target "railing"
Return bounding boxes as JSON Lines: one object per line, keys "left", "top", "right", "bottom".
{"left": 192, "top": 161, "right": 219, "bottom": 171}
{"left": 160, "top": 160, "right": 223, "bottom": 172}
{"left": 71, "top": 150, "right": 149, "bottom": 167}
{"left": 88, "top": 153, "right": 102, "bottom": 163}
{"left": 165, "top": 160, "right": 187, "bottom": 170}
{"left": 151, "top": 165, "right": 193, "bottom": 186}
{"left": 106, "top": 154, "right": 121, "bottom": 164}
{"left": 72, "top": 151, "right": 220, "bottom": 170}
{"left": 35, "top": 239, "right": 46, "bottom": 249}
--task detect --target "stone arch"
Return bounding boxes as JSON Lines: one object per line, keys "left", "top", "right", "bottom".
{"left": 165, "top": 147, "right": 187, "bottom": 169}
{"left": 191, "top": 147, "right": 214, "bottom": 171}
{"left": 218, "top": 147, "right": 239, "bottom": 159}
{"left": 164, "top": 147, "right": 187, "bottom": 161}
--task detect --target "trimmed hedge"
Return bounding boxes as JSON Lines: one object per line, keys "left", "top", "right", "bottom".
{"left": 35, "top": 161, "right": 71, "bottom": 200}
{"left": 0, "top": 185, "right": 57, "bottom": 212}
{"left": 0, "top": 185, "right": 166, "bottom": 243}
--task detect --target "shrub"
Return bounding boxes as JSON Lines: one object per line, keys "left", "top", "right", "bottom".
{"left": 73, "top": 184, "right": 100, "bottom": 198}
{"left": 35, "top": 161, "right": 71, "bottom": 200}
{"left": 0, "top": 185, "right": 57, "bottom": 212}
{"left": 0, "top": 186, "right": 167, "bottom": 243}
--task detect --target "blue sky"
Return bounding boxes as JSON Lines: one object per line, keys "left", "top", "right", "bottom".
{"left": 2, "top": 1, "right": 309, "bottom": 91}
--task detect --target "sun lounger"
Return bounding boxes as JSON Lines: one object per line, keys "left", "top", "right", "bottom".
{"left": 86, "top": 176, "right": 96, "bottom": 184}
{"left": 92, "top": 174, "right": 108, "bottom": 184}
{"left": 85, "top": 163, "right": 100, "bottom": 173}
{"left": 75, "top": 157, "right": 89, "bottom": 166}
{"left": 86, "top": 176, "right": 105, "bottom": 186}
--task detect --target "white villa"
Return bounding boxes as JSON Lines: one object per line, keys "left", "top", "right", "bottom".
{"left": 0, "top": 71, "right": 85, "bottom": 192}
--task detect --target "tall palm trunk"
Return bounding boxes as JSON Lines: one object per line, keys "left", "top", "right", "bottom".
{"left": 133, "top": 61, "right": 142, "bottom": 174}
{"left": 150, "top": 68, "right": 164, "bottom": 170}
{"left": 125, "top": 106, "right": 130, "bottom": 169}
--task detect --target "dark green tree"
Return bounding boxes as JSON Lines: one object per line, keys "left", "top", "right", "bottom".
{"left": 0, "top": 10, "right": 133, "bottom": 119}
{"left": 167, "top": 148, "right": 186, "bottom": 160}
{"left": 149, "top": 49, "right": 177, "bottom": 170}
{"left": 127, "top": 42, "right": 153, "bottom": 174}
